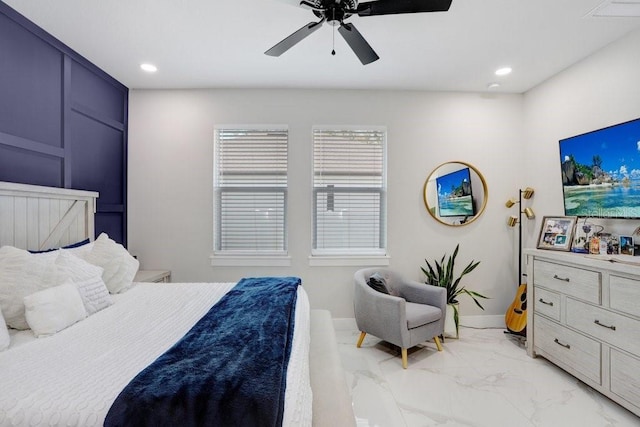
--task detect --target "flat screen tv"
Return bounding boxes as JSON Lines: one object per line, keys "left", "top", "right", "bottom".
{"left": 436, "top": 167, "right": 474, "bottom": 217}
{"left": 559, "top": 117, "right": 640, "bottom": 219}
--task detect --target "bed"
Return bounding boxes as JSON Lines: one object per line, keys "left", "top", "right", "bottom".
{"left": 0, "top": 182, "right": 314, "bottom": 426}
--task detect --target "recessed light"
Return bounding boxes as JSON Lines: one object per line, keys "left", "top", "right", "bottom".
{"left": 487, "top": 83, "right": 500, "bottom": 89}
{"left": 495, "top": 67, "right": 512, "bottom": 76}
{"left": 140, "top": 63, "right": 158, "bottom": 73}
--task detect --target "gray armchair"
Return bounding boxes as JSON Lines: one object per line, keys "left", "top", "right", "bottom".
{"left": 354, "top": 268, "right": 446, "bottom": 368}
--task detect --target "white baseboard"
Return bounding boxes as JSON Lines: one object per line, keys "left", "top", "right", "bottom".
{"left": 332, "top": 315, "right": 505, "bottom": 331}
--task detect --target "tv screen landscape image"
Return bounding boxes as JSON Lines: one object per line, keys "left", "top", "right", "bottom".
{"left": 436, "top": 167, "right": 474, "bottom": 217}
{"left": 559, "top": 117, "right": 640, "bottom": 219}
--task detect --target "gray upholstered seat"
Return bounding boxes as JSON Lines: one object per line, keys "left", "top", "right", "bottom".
{"left": 354, "top": 268, "right": 446, "bottom": 368}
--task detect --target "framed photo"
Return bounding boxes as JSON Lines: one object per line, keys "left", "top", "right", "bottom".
{"left": 589, "top": 236, "right": 601, "bottom": 254}
{"left": 571, "top": 223, "right": 589, "bottom": 253}
{"left": 598, "top": 233, "right": 619, "bottom": 255}
{"left": 620, "top": 236, "right": 634, "bottom": 256}
{"left": 537, "top": 216, "right": 577, "bottom": 251}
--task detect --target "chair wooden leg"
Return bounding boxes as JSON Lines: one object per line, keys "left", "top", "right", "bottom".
{"left": 356, "top": 331, "right": 366, "bottom": 348}
{"left": 434, "top": 336, "right": 443, "bottom": 352}
{"left": 401, "top": 348, "right": 408, "bottom": 369}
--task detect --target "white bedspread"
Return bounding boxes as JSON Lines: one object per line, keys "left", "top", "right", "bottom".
{"left": 0, "top": 282, "right": 312, "bottom": 426}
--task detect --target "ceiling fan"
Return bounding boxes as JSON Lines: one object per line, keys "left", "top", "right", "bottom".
{"left": 265, "top": 0, "right": 453, "bottom": 65}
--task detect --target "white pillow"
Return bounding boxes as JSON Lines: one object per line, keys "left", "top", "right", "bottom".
{"left": 0, "top": 246, "right": 60, "bottom": 330}
{"left": 55, "top": 249, "right": 104, "bottom": 281}
{"left": 55, "top": 251, "right": 112, "bottom": 315}
{"left": 23, "top": 282, "right": 87, "bottom": 338}
{"left": 74, "top": 275, "right": 113, "bottom": 315}
{"left": 0, "top": 307, "right": 10, "bottom": 351}
{"left": 64, "top": 241, "right": 94, "bottom": 258}
{"left": 81, "top": 233, "right": 139, "bottom": 294}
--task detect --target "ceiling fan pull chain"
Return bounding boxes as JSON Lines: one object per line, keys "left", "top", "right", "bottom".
{"left": 331, "top": 8, "right": 336, "bottom": 56}
{"left": 332, "top": 28, "right": 336, "bottom": 55}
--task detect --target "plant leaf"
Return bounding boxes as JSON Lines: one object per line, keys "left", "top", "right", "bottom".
{"left": 460, "top": 288, "right": 487, "bottom": 310}
{"left": 421, "top": 244, "right": 485, "bottom": 308}
{"left": 452, "top": 304, "right": 459, "bottom": 335}
{"left": 461, "top": 260, "right": 480, "bottom": 276}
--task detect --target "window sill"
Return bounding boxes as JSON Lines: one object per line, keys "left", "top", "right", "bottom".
{"left": 210, "top": 254, "right": 291, "bottom": 267}
{"left": 308, "top": 255, "right": 390, "bottom": 267}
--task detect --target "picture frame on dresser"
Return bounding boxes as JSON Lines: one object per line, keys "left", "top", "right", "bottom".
{"left": 536, "top": 216, "right": 577, "bottom": 251}
{"left": 620, "top": 236, "right": 634, "bottom": 256}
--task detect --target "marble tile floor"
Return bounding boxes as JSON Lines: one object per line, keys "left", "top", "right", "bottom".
{"left": 334, "top": 324, "right": 639, "bottom": 427}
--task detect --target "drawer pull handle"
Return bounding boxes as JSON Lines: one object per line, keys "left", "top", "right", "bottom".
{"left": 539, "top": 298, "right": 554, "bottom": 306}
{"left": 553, "top": 274, "right": 570, "bottom": 282}
{"left": 554, "top": 338, "right": 570, "bottom": 349}
{"left": 594, "top": 320, "right": 616, "bottom": 331}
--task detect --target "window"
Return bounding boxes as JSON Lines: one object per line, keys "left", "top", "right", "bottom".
{"left": 213, "top": 126, "right": 288, "bottom": 255}
{"left": 312, "top": 127, "right": 387, "bottom": 256}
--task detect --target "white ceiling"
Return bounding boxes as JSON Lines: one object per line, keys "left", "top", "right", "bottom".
{"left": 5, "top": 0, "right": 640, "bottom": 93}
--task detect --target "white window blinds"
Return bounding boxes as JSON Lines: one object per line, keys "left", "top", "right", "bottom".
{"left": 214, "top": 127, "right": 288, "bottom": 253}
{"left": 312, "top": 127, "right": 387, "bottom": 254}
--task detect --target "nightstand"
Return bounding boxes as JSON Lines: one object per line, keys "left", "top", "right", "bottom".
{"left": 134, "top": 270, "right": 172, "bottom": 283}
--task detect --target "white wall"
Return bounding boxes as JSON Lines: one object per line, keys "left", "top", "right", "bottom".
{"left": 523, "top": 28, "right": 640, "bottom": 247}
{"left": 128, "top": 27, "right": 640, "bottom": 321}
{"left": 128, "top": 89, "right": 524, "bottom": 320}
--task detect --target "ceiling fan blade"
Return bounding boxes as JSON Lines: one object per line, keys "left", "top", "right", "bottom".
{"left": 357, "top": 0, "right": 452, "bottom": 16}
{"left": 265, "top": 21, "right": 324, "bottom": 57}
{"left": 273, "top": 0, "right": 323, "bottom": 11}
{"left": 337, "top": 23, "right": 379, "bottom": 65}
{"left": 272, "top": 0, "right": 314, "bottom": 8}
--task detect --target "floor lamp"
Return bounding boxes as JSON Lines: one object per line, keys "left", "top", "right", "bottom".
{"left": 506, "top": 187, "right": 535, "bottom": 285}
{"left": 505, "top": 187, "right": 535, "bottom": 336}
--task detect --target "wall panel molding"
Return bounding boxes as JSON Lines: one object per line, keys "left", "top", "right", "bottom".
{"left": 63, "top": 55, "right": 73, "bottom": 187}
{"left": 71, "top": 101, "right": 126, "bottom": 132}
{"left": 0, "top": 131, "right": 65, "bottom": 158}
{"left": 0, "top": 1, "right": 129, "bottom": 245}
{"left": 0, "top": 2, "right": 126, "bottom": 96}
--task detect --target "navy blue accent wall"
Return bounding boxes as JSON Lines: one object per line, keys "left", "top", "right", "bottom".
{"left": 0, "top": 2, "right": 129, "bottom": 245}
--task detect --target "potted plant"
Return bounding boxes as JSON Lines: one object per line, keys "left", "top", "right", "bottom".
{"left": 421, "top": 244, "right": 487, "bottom": 338}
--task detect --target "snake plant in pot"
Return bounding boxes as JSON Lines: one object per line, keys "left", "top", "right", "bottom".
{"left": 421, "top": 244, "right": 487, "bottom": 337}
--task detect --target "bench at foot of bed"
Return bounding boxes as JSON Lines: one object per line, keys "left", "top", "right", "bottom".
{"left": 309, "top": 309, "right": 356, "bottom": 427}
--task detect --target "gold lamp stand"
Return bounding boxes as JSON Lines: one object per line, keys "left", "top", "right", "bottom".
{"left": 504, "top": 187, "right": 535, "bottom": 337}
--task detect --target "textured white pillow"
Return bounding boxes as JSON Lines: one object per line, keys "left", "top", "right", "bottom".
{"left": 82, "top": 233, "right": 139, "bottom": 294}
{"left": 23, "top": 282, "right": 87, "bottom": 338}
{"left": 55, "top": 251, "right": 112, "bottom": 315}
{"left": 0, "top": 307, "right": 10, "bottom": 351}
{"left": 55, "top": 250, "right": 103, "bottom": 281}
{"left": 64, "top": 240, "right": 94, "bottom": 258}
{"left": 0, "top": 246, "right": 60, "bottom": 330}
{"left": 74, "top": 275, "right": 113, "bottom": 315}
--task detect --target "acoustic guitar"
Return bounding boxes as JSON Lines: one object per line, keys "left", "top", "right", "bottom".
{"left": 505, "top": 283, "right": 527, "bottom": 335}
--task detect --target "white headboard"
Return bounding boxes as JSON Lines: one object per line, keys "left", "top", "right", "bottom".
{"left": 0, "top": 182, "right": 99, "bottom": 251}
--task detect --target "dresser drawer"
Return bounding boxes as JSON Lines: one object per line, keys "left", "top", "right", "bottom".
{"left": 533, "top": 314, "right": 601, "bottom": 384}
{"left": 609, "top": 275, "right": 640, "bottom": 318}
{"left": 534, "top": 287, "right": 560, "bottom": 321}
{"left": 566, "top": 297, "right": 640, "bottom": 355}
{"left": 611, "top": 349, "right": 640, "bottom": 409}
{"left": 533, "top": 260, "right": 601, "bottom": 304}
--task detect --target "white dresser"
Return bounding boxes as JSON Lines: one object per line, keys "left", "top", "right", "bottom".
{"left": 525, "top": 249, "right": 640, "bottom": 417}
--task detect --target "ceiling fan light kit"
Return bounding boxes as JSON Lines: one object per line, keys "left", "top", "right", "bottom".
{"left": 265, "top": 0, "right": 453, "bottom": 65}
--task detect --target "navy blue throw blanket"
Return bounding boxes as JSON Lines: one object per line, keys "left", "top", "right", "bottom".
{"left": 104, "top": 277, "right": 301, "bottom": 427}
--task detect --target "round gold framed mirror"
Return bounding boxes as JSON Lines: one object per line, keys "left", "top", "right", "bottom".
{"left": 423, "top": 161, "right": 488, "bottom": 226}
